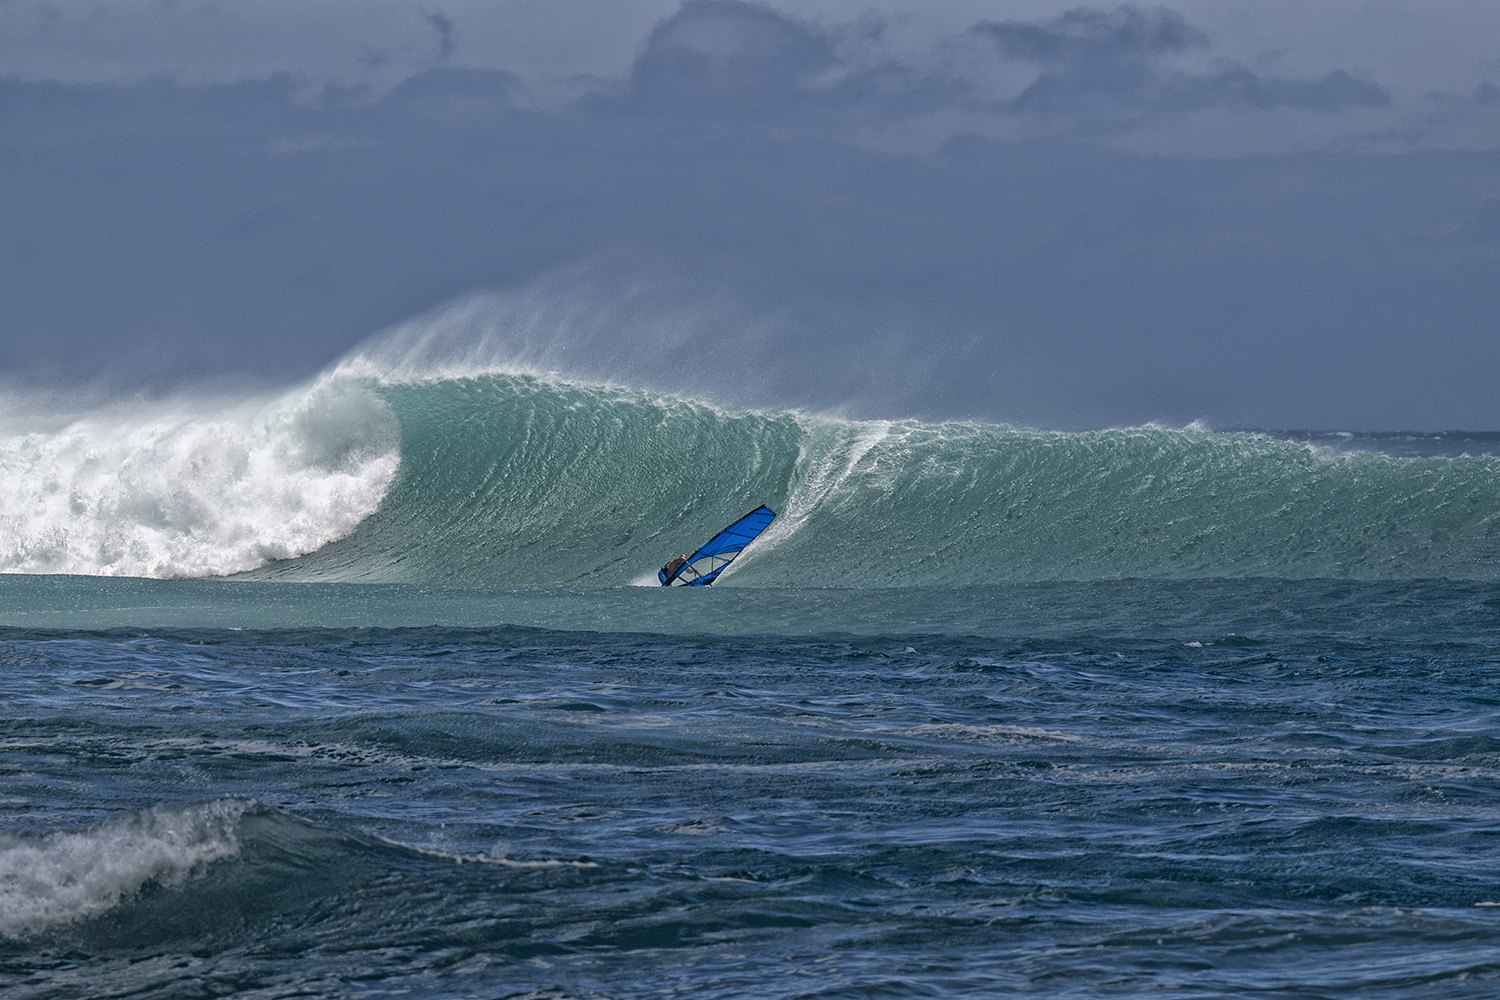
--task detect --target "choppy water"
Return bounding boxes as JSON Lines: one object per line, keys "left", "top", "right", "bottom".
{"left": 5, "top": 580, "right": 1500, "bottom": 998}
{"left": 4, "top": 348, "right": 1500, "bottom": 996}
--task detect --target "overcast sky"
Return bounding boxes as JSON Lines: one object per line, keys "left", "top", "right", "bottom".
{"left": 2, "top": 1, "right": 1498, "bottom": 428}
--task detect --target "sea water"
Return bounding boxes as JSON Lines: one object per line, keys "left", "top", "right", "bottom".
{"left": 3, "top": 365, "right": 1500, "bottom": 998}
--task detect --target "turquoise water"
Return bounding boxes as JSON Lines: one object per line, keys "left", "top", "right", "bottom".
{"left": 245, "top": 375, "right": 1500, "bottom": 586}
{"left": 3, "top": 369, "right": 1500, "bottom": 997}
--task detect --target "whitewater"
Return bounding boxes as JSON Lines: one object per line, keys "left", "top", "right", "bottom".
{"left": 4, "top": 313, "right": 1500, "bottom": 999}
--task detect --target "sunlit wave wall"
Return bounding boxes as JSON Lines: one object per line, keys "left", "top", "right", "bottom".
{"left": 250, "top": 373, "right": 1500, "bottom": 585}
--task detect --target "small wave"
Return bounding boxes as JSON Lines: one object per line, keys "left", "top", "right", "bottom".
{"left": 0, "top": 798, "right": 251, "bottom": 939}
{"left": 0, "top": 795, "right": 609, "bottom": 946}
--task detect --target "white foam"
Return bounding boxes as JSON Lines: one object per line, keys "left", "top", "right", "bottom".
{"left": 390, "top": 839, "right": 599, "bottom": 869}
{"left": 0, "top": 376, "right": 400, "bottom": 577}
{"left": 727, "top": 417, "right": 893, "bottom": 576}
{"left": 0, "top": 799, "right": 250, "bottom": 939}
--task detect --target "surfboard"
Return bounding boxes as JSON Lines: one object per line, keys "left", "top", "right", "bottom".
{"left": 659, "top": 505, "right": 777, "bottom": 586}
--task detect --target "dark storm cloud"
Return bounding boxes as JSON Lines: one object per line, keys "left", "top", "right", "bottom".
{"left": 595, "top": 0, "right": 959, "bottom": 129}
{"left": 975, "top": 4, "right": 1388, "bottom": 123}
{"left": 0, "top": 1, "right": 1495, "bottom": 428}
{"left": 426, "top": 8, "right": 456, "bottom": 61}
{"left": 978, "top": 4, "right": 1206, "bottom": 71}
{"left": 628, "top": 0, "right": 836, "bottom": 114}
{"left": 1471, "top": 81, "right": 1500, "bottom": 106}
{"left": 599, "top": 2, "right": 1387, "bottom": 136}
{"left": 1181, "top": 67, "right": 1388, "bottom": 112}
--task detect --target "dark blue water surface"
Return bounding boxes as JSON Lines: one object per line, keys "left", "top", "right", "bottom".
{"left": 5, "top": 578, "right": 1500, "bottom": 998}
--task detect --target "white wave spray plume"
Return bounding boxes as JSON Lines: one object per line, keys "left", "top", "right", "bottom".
{"left": 332, "top": 255, "right": 930, "bottom": 419}
{"left": 0, "top": 377, "right": 400, "bottom": 578}
{"left": 334, "top": 259, "right": 762, "bottom": 392}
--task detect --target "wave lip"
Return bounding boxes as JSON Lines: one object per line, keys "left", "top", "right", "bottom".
{"left": 0, "top": 798, "right": 251, "bottom": 940}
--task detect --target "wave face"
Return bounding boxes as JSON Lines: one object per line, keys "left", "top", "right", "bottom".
{"left": 229, "top": 372, "right": 1500, "bottom": 585}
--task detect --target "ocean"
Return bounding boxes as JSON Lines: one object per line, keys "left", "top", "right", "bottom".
{"left": 3, "top": 361, "right": 1500, "bottom": 998}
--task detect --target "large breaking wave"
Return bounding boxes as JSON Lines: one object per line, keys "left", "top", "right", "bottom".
{"left": 236, "top": 372, "right": 1500, "bottom": 584}
{"left": 2, "top": 350, "right": 1498, "bottom": 584}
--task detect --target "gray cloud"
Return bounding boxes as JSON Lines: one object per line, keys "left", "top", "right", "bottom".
{"left": 974, "top": 4, "right": 1388, "bottom": 125}
{"left": 590, "top": 3, "right": 1393, "bottom": 142}
{"left": 426, "top": 8, "right": 455, "bottom": 61}
{"left": 628, "top": 0, "right": 836, "bottom": 114}
{"left": 980, "top": 4, "right": 1205, "bottom": 70}
{"left": 1180, "top": 66, "right": 1389, "bottom": 112}
{"left": 0, "top": 2, "right": 1495, "bottom": 429}
{"left": 975, "top": 5, "right": 1203, "bottom": 117}
{"left": 594, "top": 0, "right": 960, "bottom": 130}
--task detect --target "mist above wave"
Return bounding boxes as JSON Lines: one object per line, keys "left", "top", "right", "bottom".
{"left": 331, "top": 257, "right": 951, "bottom": 422}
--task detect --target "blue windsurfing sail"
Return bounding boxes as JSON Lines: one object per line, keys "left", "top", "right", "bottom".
{"left": 659, "top": 506, "right": 777, "bottom": 587}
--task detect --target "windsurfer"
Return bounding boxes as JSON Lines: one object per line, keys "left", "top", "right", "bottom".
{"left": 661, "top": 553, "right": 688, "bottom": 581}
